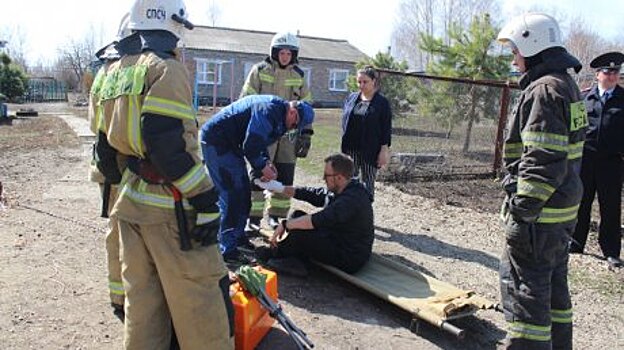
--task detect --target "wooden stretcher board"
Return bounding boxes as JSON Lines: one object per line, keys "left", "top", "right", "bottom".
{"left": 258, "top": 228, "right": 495, "bottom": 338}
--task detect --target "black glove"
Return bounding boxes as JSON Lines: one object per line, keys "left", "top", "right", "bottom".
{"left": 94, "top": 133, "right": 122, "bottom": 184}
{"left": 187, "top": 189, "right": 220, "bottom": 247}
{"left": 191, "top": 212, "right": 220, "bottom": 246}
{"left": 295, "top": 130, "right": 313, "bottom": 158}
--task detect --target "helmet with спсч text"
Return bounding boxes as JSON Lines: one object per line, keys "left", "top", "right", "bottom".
{"left": 128, "top": 0, "right": 194, "bottom": 38}
{"left": 270, "top": 32, "right": 300, "bottom": 64}
{"left": 497, "top": 12, "right": 563, "bottom": 58}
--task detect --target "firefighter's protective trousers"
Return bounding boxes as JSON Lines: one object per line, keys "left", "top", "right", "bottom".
{"left": 250, "top": 136, "right": 296, "bottom": 220}
{"left": 500, "top": 218, "right": 574, "bottom": 350}
{"left": 118, "top": 220, "right": 233, "bottom": 350}
{"left": 101, "top": 184, "right": 124, "bottom": 306}
{"left": 201, "top": 143, "right": 251, "bottom": 257}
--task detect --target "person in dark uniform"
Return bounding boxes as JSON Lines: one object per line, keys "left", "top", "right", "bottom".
{"left": 571, "top": 51, "right": 624, "bottom": 269}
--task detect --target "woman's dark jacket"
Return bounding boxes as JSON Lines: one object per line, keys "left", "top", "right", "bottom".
{"left": 340, "top": 91, "right": 392, "bottom": 165}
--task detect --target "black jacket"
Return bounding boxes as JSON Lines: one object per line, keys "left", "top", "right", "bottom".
{"left": 341, "top": 91, "right": 392, "bottom": 164}
{"left": 583, "top": 84, "right": 624, "bottom": 155}
{"left": 502, "top": 49, "right": 586, "bottom": 224}
{"left": 294, "top": 180, "right": 374, "bottom": 264}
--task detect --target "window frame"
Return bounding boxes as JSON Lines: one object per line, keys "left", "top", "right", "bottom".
{"left": 328, "top": 69, "right": 349, "bottom": 91}
{"left": 195, "top": 59, "right": 222, "bottom": 85}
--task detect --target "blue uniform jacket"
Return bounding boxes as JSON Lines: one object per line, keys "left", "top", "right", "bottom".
{"left": 583, "top": 84, "right": 624, "bottom": 155}
{"left": 201, "top": 95, "right": 289, "bottom": 171}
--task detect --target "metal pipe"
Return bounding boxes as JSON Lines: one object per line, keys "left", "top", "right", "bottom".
{"left": 493, "top": 85, "right": 511, "bottom": 175}
{"left": 376, "top": 67, "right": 520, "bottom": 89}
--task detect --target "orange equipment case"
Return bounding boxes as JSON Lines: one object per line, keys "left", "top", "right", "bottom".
{"left": 230, "top": 267, "right": 278, "bottom": 350}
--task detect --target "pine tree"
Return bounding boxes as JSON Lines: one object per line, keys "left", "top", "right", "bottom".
{"left": 0, "top": 53, "right": 28, "bottom": 102}
{"left": 349, "top": 52, "right": 410, "bottom": 117}
{"left": 416, "top": 13, "right": 510, "bottom": 152}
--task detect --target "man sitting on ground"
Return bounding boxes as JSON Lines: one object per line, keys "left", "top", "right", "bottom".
{"left": 256, "top": 153, "right": 374, "bottom": 275}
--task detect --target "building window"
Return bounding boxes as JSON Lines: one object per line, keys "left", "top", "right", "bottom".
{"left": 300, "top": 67, "right": 312, "bottom": 87}
{"left": 196, "top": 59, "right": 222, "bottom": 85}
{"left": 329, "top": 69, "right": 349, "bottom": 91}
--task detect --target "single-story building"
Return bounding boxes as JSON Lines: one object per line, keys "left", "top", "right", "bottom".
{"left": 179, "top": 26, "right": 368, "bottom": 108}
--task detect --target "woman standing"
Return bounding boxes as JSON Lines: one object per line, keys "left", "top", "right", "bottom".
{"left": 341, "top": 66, "right": 392, "bottom": 199}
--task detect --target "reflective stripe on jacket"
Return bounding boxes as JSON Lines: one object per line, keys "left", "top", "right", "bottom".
{"left": 503, "top": 71, "right": 588, "bottom": 224}
{"left": 101, "top": 52, "right": 213, "bottom": 222}
{"left": 240, "top": 58, "right": 312, "bottom": 102}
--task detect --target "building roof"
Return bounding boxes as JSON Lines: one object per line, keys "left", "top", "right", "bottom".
{"left": 182, "top": 26, "right": 368, "bottom": 63}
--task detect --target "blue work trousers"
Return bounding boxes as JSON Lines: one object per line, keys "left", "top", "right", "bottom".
{"left": 201, "top": 143, "right": 250, "bottom": 257}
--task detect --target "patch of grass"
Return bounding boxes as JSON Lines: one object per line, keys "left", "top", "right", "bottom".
{"left": 296, "top": 109, "right": 342, "bottom": 177}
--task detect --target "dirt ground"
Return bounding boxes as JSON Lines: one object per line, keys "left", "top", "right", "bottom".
{"left": 0, "top": 102, "right": 622, "bottom": 350}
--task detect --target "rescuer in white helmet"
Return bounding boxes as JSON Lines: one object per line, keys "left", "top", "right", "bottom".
{"left": 94, "top": 1, "right": 233, "bottom": 348}
{"left": 497, "top": 12, "right": 586, "bottom": 350}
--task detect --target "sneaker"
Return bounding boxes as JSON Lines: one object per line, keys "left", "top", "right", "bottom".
{"left": 264, "top": 257, "right": 309, "bottom": 277}
{"left": 111, "top": 303, "right": 125, "bottom": 323}
{"left": 267, "top": 216, "right": 281, "bottom": 230}
{"left": 606, "top": 256, "right": 623, "bottom": 269}
{"left": 245, "top": 217, "right": 261, "bottom": 232}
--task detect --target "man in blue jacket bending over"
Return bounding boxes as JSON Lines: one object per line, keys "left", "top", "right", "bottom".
{"left": 200, "top": 95, "right": 314, "bottom": 264}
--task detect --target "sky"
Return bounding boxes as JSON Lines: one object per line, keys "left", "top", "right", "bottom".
{"left": 1, "top": 0, "right": 623, "bottom": 66}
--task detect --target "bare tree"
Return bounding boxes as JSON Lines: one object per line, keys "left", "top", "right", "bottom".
{"left": 564, "top": 18, "right": 608, "bottom": 85}
{"left": 55, "top": 25, "right": 102, "bottom": 92}
{"left": 207, "top": 0, "right": 222, "bottom": 27}
{"left": 392, "top": 0, "right": 499, "bottom": 70}
{"left": 0, "top": 25, "right": 29, "bottom": 71}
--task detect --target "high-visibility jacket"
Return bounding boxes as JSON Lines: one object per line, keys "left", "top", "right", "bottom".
{"left": 100, "top": 52, "right": 216, "bottom": 224}
{"left": 88, "top": 61, "right": 127, "bottom": 184}
{"left": 502, "top": 70, "right": 588, "bottom": 225}
{"left": 240, "top": 57, "right": 312, "bottom": 102}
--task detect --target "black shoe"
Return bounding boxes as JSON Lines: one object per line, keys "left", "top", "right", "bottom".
{"left": 223, "top": 249, "right": 257, "bottom": 270}
{"left": 264, "top": 257, "right": 309, "bottom": 277}
{"left": 111, "top": 303, "right": 125, "bottom": 323}
{"left": 606, "top": 256, "right": 623, "bottom": 269}
{"left": 245, "top": 217, "right": 261, "bottom": 232}
{"left": 569, "top": 241, "right": 584, "bottom": 254}
{"left": 236, "top": 236, "right": 256, "bottom": 254}
{"left": 255, "top": 246, "right": 277, "bottom": 263}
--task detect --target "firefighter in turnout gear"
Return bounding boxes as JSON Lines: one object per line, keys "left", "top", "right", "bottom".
{"left": 240, "top": 32, "right": 313, "bottom": 231}
{"left": 95, "top": 0, "right": 234, "bottom": 348}
{"left": 87, "top": 13, "right": 132, "bottom": 321}
{"left": 497, "top": 13, "right": 587, "bottom": 350}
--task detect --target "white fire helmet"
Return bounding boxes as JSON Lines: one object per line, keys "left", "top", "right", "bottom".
{"left": 128, "top": 0, "right": 194, "bottom": 38}
{"left": 497, "top": 13, "right": 563, "bottom": 58}
{"left": 116, "top": 13, "right": 132, "bottom": 41}
{"left": 271, "top": 32, "right": 300, "bottom": 52}
{"left": 270, "top": 32, "right": 300, "bottom": 64}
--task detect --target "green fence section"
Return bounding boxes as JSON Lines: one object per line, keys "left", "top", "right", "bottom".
{"left": 24, "top": 78, "right": 68, "bottom": 103}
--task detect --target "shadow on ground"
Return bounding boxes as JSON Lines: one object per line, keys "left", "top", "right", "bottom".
{"left": 374, "top": 225, "right": 500, "bottom": 273}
